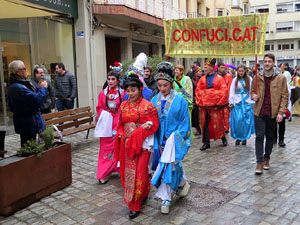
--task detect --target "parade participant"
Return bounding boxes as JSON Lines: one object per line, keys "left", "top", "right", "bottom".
{"left": 292, "top": 67, "right": 300, "bottom": 115}
{"left": 123, "top": 74, "right": 153, "bottom": 101}
{"left": 174, "top": 64, "right": 193, "bottom": 137}
{"left": 195, "top": 58, "right": 228, "bottom": 151}
{"left": 229, "top": 64, "right": 255, "bottom": 145}
{"left": 218, "top": 62, "right": 233, "bottom": 133}
{"left": 273, "top": 64, "right": 292, "bottom": 147}
{"left": 187, "top": 61, "right": 202, "bottom": 135}
{"left": 114, "top": 76, "right": 159, "bottom": 219}
{"left": 151, "top": 62, "right": 191, "bottom": 214}
{"left": 251, "top": 53, "right": 288, "bottom": 174}
{"left": 95, "top": 71, "right": 125, "bottom": 184}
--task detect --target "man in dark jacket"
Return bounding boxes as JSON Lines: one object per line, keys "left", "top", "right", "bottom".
{"left": 55, "top": 63, "right": 77, "bottom": 111}
{"left": 31, "top": 67, "right": 55, "bottom": 114}
{"left": 144, "top": 66, "right": 157, "bottom": 91}
{"left": 8, "top": 60, "right": 48, "bottom": 146}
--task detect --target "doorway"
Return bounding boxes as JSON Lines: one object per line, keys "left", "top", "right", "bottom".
{"left": 105, "top": 37, "right": 121, "bottom": 73}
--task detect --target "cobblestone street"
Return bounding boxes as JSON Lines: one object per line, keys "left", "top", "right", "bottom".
{"left": 1, "top": 117, "right": 300, "bottom": 225}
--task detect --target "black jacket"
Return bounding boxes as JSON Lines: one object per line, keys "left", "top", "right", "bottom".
{"left": 145, "top": 76, "right": 157, "bottom": 91}
{"left": 31, "top": 77, "right": 55, "bottom": 113}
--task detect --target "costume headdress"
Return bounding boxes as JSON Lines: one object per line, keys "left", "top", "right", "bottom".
{"left": 205, "top": 58, "right": 216, "bottom": 66}
{"left": 110, "top": 62, "right": 123, "bottom": 73}
{"left": 154, "top": 62, "right": 174, "bottom": 83}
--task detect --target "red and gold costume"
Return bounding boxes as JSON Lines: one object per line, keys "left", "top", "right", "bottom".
{"left": 114, "top": 98, "right": 159, "bottom": 212}
{"left": 195, "top": 74, "right": 228, "bottom": 141}
{"left": 221, "top": 73, "right": 233, "bottom": 132}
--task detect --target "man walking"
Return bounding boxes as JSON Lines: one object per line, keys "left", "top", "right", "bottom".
{"left": 251, "top": 54, "right": 288, "bottom": 174}
{"left": 195, "top": 58, "right": 228, "bottom": 151}
{"left": 55, "top": 63, "right": 77, "bottom": 111}
{"left": 31, "top": 67, "right": 55, "bottom": 114}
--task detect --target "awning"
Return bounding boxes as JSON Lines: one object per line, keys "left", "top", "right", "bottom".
{"left": 0, "top": 0, "right": 60, "bottom": 19}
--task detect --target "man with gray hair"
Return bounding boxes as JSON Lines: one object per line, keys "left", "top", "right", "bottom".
{"left": 8, "top": 60, "right": 48, "bottom": 146}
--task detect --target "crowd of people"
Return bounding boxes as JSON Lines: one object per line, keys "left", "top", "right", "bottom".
{"left": 7, "top": 52, "right": 296, "bottom": 219}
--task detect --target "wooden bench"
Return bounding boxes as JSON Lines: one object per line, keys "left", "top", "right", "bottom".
{"left": 43, "top": 106, "right": 95, "bottom": 141}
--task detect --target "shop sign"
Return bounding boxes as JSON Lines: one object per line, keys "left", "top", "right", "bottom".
{"left": 23, "top": 0, "right": 78, "bottom": 18}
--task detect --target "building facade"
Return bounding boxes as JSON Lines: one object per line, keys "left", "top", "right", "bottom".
{"left": 244, "top": 0, "right": 300, "bottom": 69}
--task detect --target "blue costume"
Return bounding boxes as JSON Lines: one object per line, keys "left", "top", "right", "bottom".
{"left": 229, "top": 77, "right": 255, "bottom": 141}
{"left": 151, "top": 90, "right": 191, "bottom": 196}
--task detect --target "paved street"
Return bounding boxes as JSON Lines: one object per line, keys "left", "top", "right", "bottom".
{"left": 1, "top": 117, "right": 300, "bottom": 225}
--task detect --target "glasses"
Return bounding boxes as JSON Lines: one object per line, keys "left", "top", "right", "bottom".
{"left": 18, "top": 68, "right": 26, "bottom": 71}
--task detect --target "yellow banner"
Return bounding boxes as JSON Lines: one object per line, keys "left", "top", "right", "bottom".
{"left": 164, "top": 14, "right": 268, "bottom": 58}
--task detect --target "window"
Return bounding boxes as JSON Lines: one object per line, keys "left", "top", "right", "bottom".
{"left": 296, "top": 3, "right": 300, "bottom": 11}
{"left": 243, "top": 3, "right": 249, "bottom": 14}
{"left": 278, "top": 43, "right": 294, "bottom": 51}
{"left": 277, "top": 3, "right": 293, "bottom": 13}
{"left": 250, "top": 5, "right": 269, "bottom": 13}
{"left": 265, "top": 44, "right": 274, "bottom": 51}
{"left": 276, "top": 22, "right": 293, "bottom": 32}
{"left": 266, "top": 23, "right": 269, "bottom": 33}
{"left": 217, "top": 10, "right": 223, "bottom": 16}
{"left": 298, "top": 40, "right": 300, "bottom": 49}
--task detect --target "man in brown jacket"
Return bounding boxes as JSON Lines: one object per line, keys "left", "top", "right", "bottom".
{"left": 251, "top": 53, "right": 288, "bottom": 174}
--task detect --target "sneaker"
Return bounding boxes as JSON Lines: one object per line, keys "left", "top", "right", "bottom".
{"left": 255, "top": 163, "right": 263, "bottom": 175}
{"left": 161, "top": 200, "right": 171, "bottom": 214}
{"left": 178, "top": 182, "right": 190, "bottom": 197}
{"left": 263, "top": 158, "right": 270, "bottom": 170}
{"left": 242, "top": 140, "right": 247, "bottom": 145}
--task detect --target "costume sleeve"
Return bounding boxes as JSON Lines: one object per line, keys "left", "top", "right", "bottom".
{"left": 125, "top": 103, "right": 159, "bottom": 159}
{"left": 96, "top": 91, "right": 106, "bottom": 121}
{"left": 195, "top": 78, "right": 203, "bottom": 106}
{"left": 176, "top": 97, "right": 191, "bottom": 139}
{"left": 229, "top": 78, "right": 237, "bottom": 105}
{"left": 114, "top": 103, "right": 125, "bottom": 161}
{"left": 227, "top": 74, "right": 233, "bottom": 96}
{"left": 278, "top": 76, "right": 289, "bottom": 116}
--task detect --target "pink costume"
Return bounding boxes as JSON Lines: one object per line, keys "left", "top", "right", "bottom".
{"left": 96, "top": 86, "right": 125, "bottom": 180}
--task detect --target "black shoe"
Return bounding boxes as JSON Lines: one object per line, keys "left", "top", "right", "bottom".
{"left": 235, "top": 140, "right": 241, "bottom": 145}
{"left": 279, "top": 140, "right": 286, "bottom": 147}
{"left": 143, "top": 197, "right": 148, "bottom": 204}
{"left": 242, "top": 140, "right": 247, "bottom": 145}
{"left": 200, "top": 143, "right": 210, "bottom": 151}
{"left": 225, "top": 130, "right": 229, "bottom": 133}
{"left": 129, "top": 211, "right": 140, "bottom": 219}
{"left": 222, "top": 137, "right": 228, "bottom": 147}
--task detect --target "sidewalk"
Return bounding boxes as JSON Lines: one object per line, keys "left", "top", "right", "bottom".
{"left": 1, "top": 117, "right": 300, "bottom": 225}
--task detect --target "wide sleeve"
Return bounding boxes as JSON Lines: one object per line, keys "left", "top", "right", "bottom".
{"left": 202, "top": 76, "right": 228, "bottom": 107}
{"left": 176, "top": 97, "right": 191, "bottom": 139}
{"left": 227, "top": 74, "right": 233, "bottom": 96}
{"left": 96, "top": 91, "right": 106, "bottom": 119}
{"left": 195, "top": 78, "right": 204, "bottom": 106}
{"left": 125, "top": 102, "right": 159, "bottom": 159}
{"left": 229, "top": 78, "right": 237, "bottom": 105}
{"left": 114, "top": 103, "right": 125, "bottom": 161}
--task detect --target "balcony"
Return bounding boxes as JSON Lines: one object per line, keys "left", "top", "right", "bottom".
{"left": 94, "top": 0, "right": 186, "bottom": 20}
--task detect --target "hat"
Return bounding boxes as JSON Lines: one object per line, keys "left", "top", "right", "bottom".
{"left": 205, "top": 58, "right": 216, "bottom": 66}
{"left": 155, "top": 62, "right": 174, "bottom": 83}
{"left": 110, "top": 62, "right": 123, "bottom": 73}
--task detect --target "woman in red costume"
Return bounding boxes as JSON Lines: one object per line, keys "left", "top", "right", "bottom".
{"left": 96, "top": 71, "right": 125, "bottom": 184}
{"left": 114, "top": 75, "right": 159, "bottom": 219}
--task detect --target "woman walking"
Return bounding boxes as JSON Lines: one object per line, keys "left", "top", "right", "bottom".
{"left": 114, "top": 76, "right": 159, "bottom": 219}
{"left": 229, "top": 64, "right": 255, "bottom": 145}
{"left": 96, "top": 71, "right": 125, "bottom": 184}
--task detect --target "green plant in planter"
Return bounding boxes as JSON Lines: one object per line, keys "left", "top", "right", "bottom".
{"left": 17, "top": 127, "right": 54, "bottom": 157}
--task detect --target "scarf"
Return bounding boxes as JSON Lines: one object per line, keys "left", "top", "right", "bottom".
{"left": 10, "top": 73, "right": 36, "bottom": 92}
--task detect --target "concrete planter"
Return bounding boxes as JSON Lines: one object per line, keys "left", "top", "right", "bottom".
{"left": 0, "top": 142, "right": 72, "bottom": 216}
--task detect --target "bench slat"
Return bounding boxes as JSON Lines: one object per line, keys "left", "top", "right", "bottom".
{"left": 43, "top": 106, "right": 91, "bottom": 120}
{"left": 54, "top": 124, "right": 95, "bottom": 137}
{"left": 56, "top": 118, "right": 93, "bottom": 131}
{"left": 45, "top": 112, "right": 93, "bottom": 126}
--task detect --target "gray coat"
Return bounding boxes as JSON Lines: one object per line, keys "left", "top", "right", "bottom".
{"left": 54, "top": 71, "right": 77, "bottom": 100}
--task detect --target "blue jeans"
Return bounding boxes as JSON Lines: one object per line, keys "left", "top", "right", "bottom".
{"left": 56, "top": 99, "right": 74, "bottom": 111}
